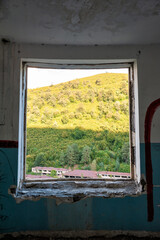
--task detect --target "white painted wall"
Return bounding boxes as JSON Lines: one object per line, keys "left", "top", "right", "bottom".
{"left": 0, "top": 43, "right": 160, "bottom": 143}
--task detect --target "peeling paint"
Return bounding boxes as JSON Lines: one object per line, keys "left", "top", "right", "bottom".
{"left": 0, "top": 0, "right": 160, "bottom": 44}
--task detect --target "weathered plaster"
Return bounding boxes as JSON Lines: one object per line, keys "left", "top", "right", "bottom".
{"left": 0, "top": 0, "right": 160, "bottom": 45}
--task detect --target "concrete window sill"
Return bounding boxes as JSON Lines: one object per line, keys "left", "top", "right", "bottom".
{"left": 15, "top": 180, "right": 142, "bottom": 203}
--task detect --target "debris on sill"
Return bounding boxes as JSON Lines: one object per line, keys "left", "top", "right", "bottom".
{"left": 12, "top": 180, "right": 142, "bottom": 204}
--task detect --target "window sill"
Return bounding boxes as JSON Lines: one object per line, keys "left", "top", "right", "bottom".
{"left": 15, "top": 180, "right": 142, "bottom": 203}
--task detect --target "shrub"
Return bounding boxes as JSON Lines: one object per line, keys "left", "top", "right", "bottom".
{"left": 52, "top": 110, "right": 60, "bottom": 117}
{"left": 106, "top": 90, "right": 115, "bottom": 101}
{"left": 82, "top": 94, "right": 90, "bottom": 102}
{"left": 112, "top": 112, "right": 120, "bottom": 120}
{"left": 32, "top": 106, "right": 40, "bottom": 116}
{"left": 74, "top": 112, "right": 83, "bottom": 119}
{"left": 61, "top": 116, "right": 69, "bottom": 124}
{"left": 37, "top": 99, "right": 45, "bottom": 108}
{"left": 83, "top": 166, "right": 91, "bottom": 170}
{"left": 44, "top": 91, "right": 52, "bottom": 101}
{"left": 58, "top": 98, "right": 69, "bottom": 107}
{"left": 114, "top": 101, "right": 120, "bottom": 111}
{"left": 47, "top": 96, "right": 56, "bottom": 107}
{"left": 120, "top": 100, "right": 129, "bottom": 114}
{"left": 95, "top": 80, "right": 101, "bottom": 85}
{"left": 71, "top": 81, "right": 80, "bottom": 89}
{"left": 89, "top": 111, "right": 95, "bottom": 118}
{"left": 69, "top": 95, "right": 76, "bottom": 103}
{"left": 76, "top": 104, "right": 85, "bottom": 113}
{"left": 50, "top": 170, "right": 57, "bottom": 178}
{"left": 41, "top": 114, "right": 47, "bottom": 123}
{"left": 85, "top": 114, "right": 91, "bottom": 120}
{"left": 120, "top": 82, "right": 128, "bottom": 95}
{"left": 76, "top": 91, "right": 82, "bottom": 100}
{"left": 94, "top": 132, "right": 103, "bottom": 141}
{"left": 71, "top": 128, "right": 85, "bottom": 140}
{"left": 43, "top": 107, "right": 53, "bottom": 119}
{"left": 98, "top": 140, "right": 107, "bottom": 150}
{"left": 61, "top": 131, "right": 68, "bottom": 138}
{"left": 61, "top": 109, "right": 68, "bottom": 115}
{"left": 68, "top": 112, "right": 75, "bottom": 119}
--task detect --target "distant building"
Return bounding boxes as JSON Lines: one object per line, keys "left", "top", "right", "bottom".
{"left": 97, "top": 171, "right": 130, "bottom": 179}
{"left": 63, "top": 170, "right": 99, "bottom": 179}
{"left": 32, "top": 167, "right": 68, "bottom": 177}
{"left": 31, "top": 167, "right": 130, "bottom": 179}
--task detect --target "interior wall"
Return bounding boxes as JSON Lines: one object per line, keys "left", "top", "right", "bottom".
{"left": 1, "top": 42, "right": 160, "bottom": 234}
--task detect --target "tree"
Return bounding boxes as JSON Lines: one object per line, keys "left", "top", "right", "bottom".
{"left": 66, "top": 146, "right": 76, "bottom": 167}
{"left": 81, "top": 146, "right": 91, "bottom": 165}
{"left": 120, "top": 142, "right": 130, "bottom": 163}
{"left": 114, "top": 158, "right": 120, "bottom": 171}
{"left": 71, "top": 143, "right": 80, "bottom": 164}
{"left": 59, "top": 151, "right": 67, "bottom": 166}
{"left": 90, "top": 159, "right": 97, "bottom": 171}
{"left": 50, "top": 170, "right": 57, "bottom": 178}
{"left": 65, "top": 144, "right": 80, "bottom": 167}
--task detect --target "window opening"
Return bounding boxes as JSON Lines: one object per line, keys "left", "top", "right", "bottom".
{"left": 25, "top": 66, "right": 132, "bottom": 181}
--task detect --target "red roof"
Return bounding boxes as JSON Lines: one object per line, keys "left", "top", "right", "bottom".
{"left": 26, "top": 174, "right": 53, "bottom": 179}
{"left": 64, "top": 170, "right": 99, "bottom": 178}
{"left": 32, "top": 166, "right": 68, "bottom": 171}
{"left": 98, "top": 171, "right": 130, "bottom": 176}
{"left": 32, "top": 167, "right": 130, "bottom": 179}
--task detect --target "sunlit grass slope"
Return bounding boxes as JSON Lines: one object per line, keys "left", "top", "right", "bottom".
{"left": 26, "top": 73, "right": 130, "bottom": 173}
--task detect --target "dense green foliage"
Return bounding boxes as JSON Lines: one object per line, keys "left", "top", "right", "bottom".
{"left": 26, "top": 72, "right": 130, "bottom": 173}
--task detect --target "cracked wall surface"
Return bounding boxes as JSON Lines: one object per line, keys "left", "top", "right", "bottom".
{"left": 0, "top": 43, "right": 160, "bottom": 236}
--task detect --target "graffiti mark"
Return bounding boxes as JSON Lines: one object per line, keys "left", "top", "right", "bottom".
{"left": 0, "top": 140, "right": 18, "bottom": 148}
{"left": 145, "top": 98, "right": 160, "bottom": 222}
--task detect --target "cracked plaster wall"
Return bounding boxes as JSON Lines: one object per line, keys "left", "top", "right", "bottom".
{"left": 0, "top": 43, "right": 160, "bottom": 235}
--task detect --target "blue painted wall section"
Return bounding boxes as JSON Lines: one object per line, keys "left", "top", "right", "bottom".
{"left": 1, "top": 144, "right": 160, "bottom": 233}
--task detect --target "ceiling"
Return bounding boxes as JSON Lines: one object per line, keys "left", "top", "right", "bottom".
{"left": 0, "top": 0, "right": 160, "bottom": 45}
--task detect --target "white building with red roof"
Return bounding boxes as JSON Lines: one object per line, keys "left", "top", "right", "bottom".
{"left": 32, "top": 166, "right": 68, "bottom": 177}
{"left": 31, "top": 167, "right": 130, "bottom": 179}
{"left": 63, "top": 170, "right": 99, "bottom": 179}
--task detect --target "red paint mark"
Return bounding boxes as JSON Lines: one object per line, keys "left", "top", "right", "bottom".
{"left": 0, "top": 140, "right": 18, "bottom": 148}
{"left": 145, "top": 98, "right": 160, "bottom": 222}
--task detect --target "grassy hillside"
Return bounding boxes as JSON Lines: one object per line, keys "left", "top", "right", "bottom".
{"left": 26, "top": 72, "right": 130, "bottom": 173}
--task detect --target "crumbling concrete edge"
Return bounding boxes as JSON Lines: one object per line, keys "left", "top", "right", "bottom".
{"left": 1, "top": 230, "right": 160, "bottom": 239}
{"left": 10, "top": 180, "right": 143, "bottom": 204}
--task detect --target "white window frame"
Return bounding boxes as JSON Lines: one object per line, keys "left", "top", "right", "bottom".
{"left": 16, "top": 59, "right": 141, "bottom": 201}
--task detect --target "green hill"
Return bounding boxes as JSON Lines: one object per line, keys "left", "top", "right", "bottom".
{"left": 26, "top": 72, "right": 130, "bottom": 174}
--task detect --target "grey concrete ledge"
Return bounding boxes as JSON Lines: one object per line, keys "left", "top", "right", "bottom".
{"left": 15, "top": 180, "right": 142, "bottom": 203}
